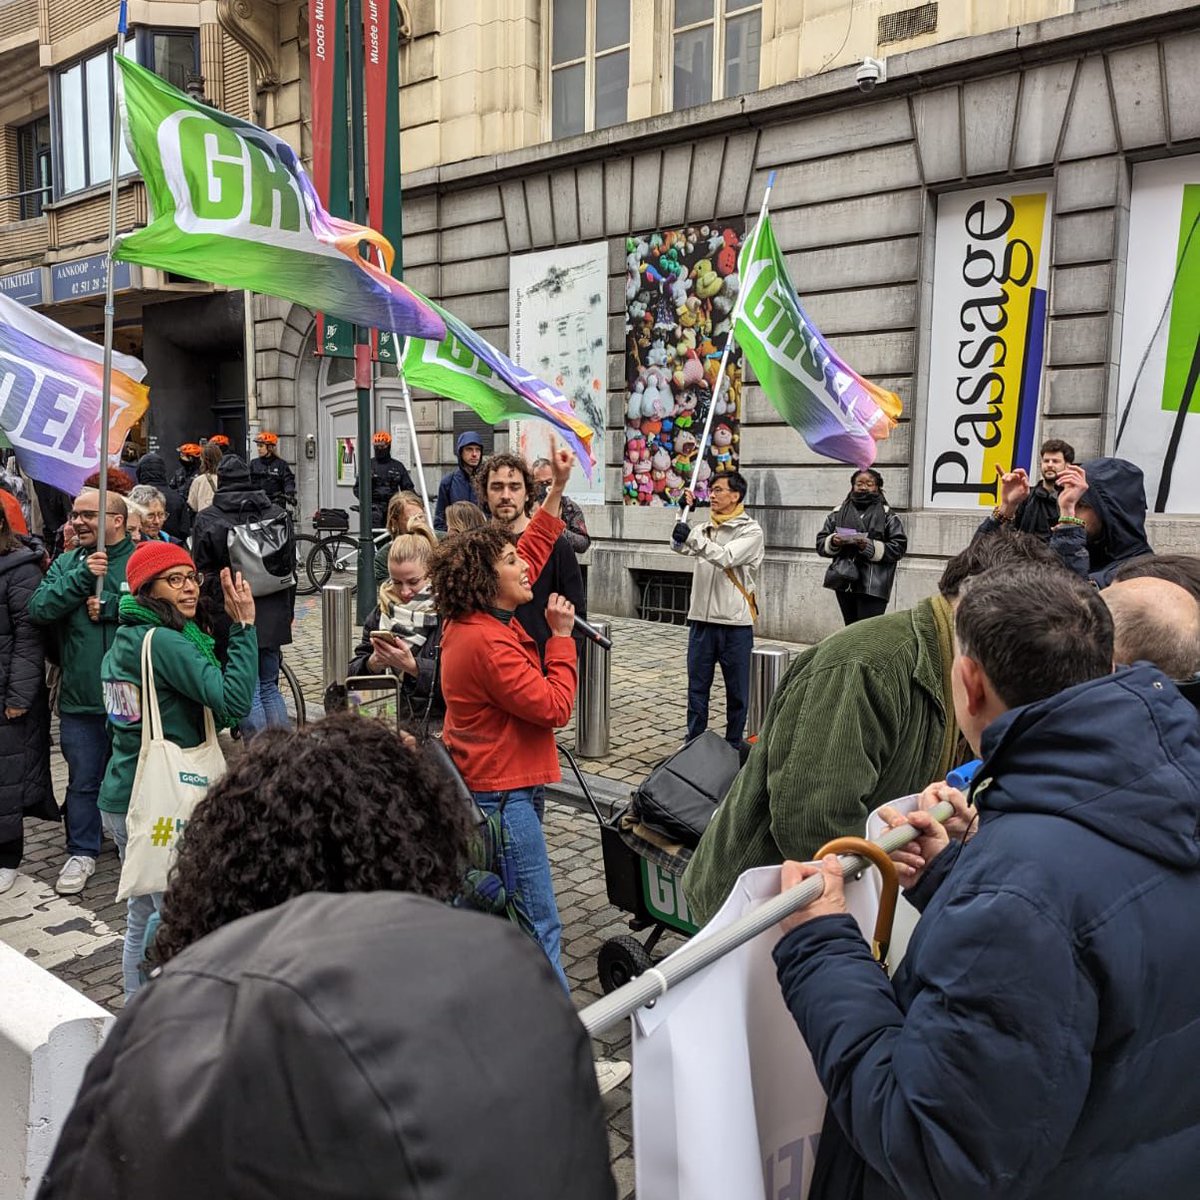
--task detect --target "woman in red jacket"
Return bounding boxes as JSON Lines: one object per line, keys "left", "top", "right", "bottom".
{"left": 430, "top": 444, "right": 576, "bottom": 989}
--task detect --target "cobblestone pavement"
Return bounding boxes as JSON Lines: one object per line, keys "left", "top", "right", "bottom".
{"left": 0, "top": 596, "right": 808, "bottom": 1196}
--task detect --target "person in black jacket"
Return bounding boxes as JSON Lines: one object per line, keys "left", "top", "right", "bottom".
{"left": 134, "top": 453, "right": 189, "bottom": 540}
{"left": 190, "top": 455, "right": 295, "bottom": 739}
{"left": 0, "top": 507, "right": 55, "bottom": 893}
{"left": 348, "top": 532, "right": 443, "bottom": 722}
{"left": 816, "top": 468, "right": 907, "bottom": 624}
{"left": 356, "top": 430, "right": 414, "bottom": 527}
{"left": 249, "top": 432, "right": 297, "bottom": 505}
{"left": 477, "top": 452, "right": 585, "bottom": 659}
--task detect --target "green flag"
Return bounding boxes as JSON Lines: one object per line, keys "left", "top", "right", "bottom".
{"left": 111, "top": 56, "right": 442, "bottom": 339}
{"left": 734, "top": 213, "right": 900, "bottom": 467}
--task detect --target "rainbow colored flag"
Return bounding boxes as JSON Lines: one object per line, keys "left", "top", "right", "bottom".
{"left": 112, "top": 56, "right": 444, "bottom": 341}
{"left": 403, "top": 299, "right": 596, "bottom": 475}
{"left": 0, "top": 293, "right": 149, "bottom": 493}
{"left": 735, "top": 214, "right": 900, "bottom": 468}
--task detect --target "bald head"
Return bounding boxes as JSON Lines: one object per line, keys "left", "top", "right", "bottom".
{"left": 1103, "top": 576, "right": 1200, "bottom": 680}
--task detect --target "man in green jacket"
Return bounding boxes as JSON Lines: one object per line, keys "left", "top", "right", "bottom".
{"left": 682, "top": 531, "right": 1062, "bottom": 926}
{"left": 28, "top": 489, "right": 134, "bottom": 895}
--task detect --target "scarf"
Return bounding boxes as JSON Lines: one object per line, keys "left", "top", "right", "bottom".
{"left": 118, "top": 594, "right": 221, "bottom": 669}
{"left": 710, "top": 503, "right": 745, "bottom": 527}
{"left": 835, "top": 492, "right": 888, "bottom": 539}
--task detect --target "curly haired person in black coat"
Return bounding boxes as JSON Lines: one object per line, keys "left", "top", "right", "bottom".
{"left": 0, "top": 502, "right": 56, "bottom": 892}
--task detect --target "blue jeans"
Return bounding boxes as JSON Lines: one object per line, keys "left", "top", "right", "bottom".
{"left": 472, "top": 786, "right": 568, "bottom": 993}
{"left": 239, "top": 647, "right": 290, "bottom": 739}
{"left": 686, "top": 621, "right": 755, "bottom": 745}
{"left": 59, "top": 712, "right": 110, "bottom": 857}
{"left": 101, "top": 810, "right": 162, "bottom": 998}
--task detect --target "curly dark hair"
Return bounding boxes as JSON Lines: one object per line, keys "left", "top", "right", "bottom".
{"left": 429, "top": 524, "right": 517, "bottom": 620}
{"left": 475, "top": 452, "right": 535, "bottom": 516}
{"left": 150, "top": 713, "right": 474, "bottom": 966}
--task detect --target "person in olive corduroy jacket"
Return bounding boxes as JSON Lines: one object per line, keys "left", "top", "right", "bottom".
{"left": 682, "top": 531, "right": 1064, "bottom": 927}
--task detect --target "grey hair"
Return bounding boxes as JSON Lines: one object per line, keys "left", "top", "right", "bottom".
{"left": 129, "top": 484, "right": 166, "bottom": 510}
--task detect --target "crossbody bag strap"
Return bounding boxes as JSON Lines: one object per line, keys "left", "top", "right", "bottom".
{"left": 722, "top": 566, "right": 759, "bottom": 621}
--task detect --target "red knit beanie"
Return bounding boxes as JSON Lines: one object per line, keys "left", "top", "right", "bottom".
{"left": 126, "top": 541, "right": 197, "bottom": 595}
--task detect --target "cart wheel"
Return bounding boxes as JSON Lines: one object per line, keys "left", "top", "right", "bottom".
{"left": 597, "top": 935, "right": 654, "bottom": 994}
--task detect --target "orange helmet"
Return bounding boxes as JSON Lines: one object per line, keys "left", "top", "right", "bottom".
{"left": 177, "top": 443, "right": 202, "bottom": 457}
{"left": 209, "top": 434, "right": 231, "bottom": 447}
{"left": 372, "top": 431, "right": 392, "bottom": 446}
{"left": 254, "top": 431, "right": 279, "bottom": 446}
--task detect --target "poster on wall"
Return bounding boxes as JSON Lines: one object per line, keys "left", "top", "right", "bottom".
{"left": 509, "top": 242, "right": 608, "bottom": 507}
{"left": 624, "top": 224, "right": 744, "bottom": 506}
{"left": 336, "top": 435, "right": 356, "bottom": 485}
{"left": 1115, "top": 155, "right": 1200, "bottom": 513}
{"left": 923, "top": 182, "right": 1053, "bottom": 509}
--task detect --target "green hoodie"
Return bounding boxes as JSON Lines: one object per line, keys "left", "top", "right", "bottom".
{"left": 27, "top": 537, "right": 135, "bottom": 713}
{"left": 98, "top": 618, "right": 258, "bottom": 814}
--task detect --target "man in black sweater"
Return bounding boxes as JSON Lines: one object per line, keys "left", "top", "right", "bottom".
{"left": 478, "top": 452, "right": 584, "bottom": 659}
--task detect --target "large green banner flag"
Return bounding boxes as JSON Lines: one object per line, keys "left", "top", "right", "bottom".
{"left": 112, "top": 56, "right": 443, "bottom": 339}
{"left": 734, "top": 213, "right": 900, "bottom": 468}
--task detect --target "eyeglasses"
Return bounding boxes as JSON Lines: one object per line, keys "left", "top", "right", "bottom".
{"left": 69, "top": 510, "right": 123, "bottom": 523}
{"left": 159, "top": 571, "right": 204, "bottom": 590}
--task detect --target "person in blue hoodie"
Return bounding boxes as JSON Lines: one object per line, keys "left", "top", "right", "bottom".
{"left": 773, "top": 561, "right": 1200, "bottom": 1200}
{"left": 983, "top": 456, "right": 1154, "bottom": 587}
{"left": 433, "top": 432, "right": 484, "bottom": 532}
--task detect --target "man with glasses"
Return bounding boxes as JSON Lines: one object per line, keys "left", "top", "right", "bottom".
{"left": 28, "top": 490, "right": 134, "bottom": 894}
{"left": 671, "top": 471, "right": 764, "bottom": 749}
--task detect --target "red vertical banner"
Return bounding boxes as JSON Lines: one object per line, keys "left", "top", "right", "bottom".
{"left": 310, "top": 0, "right": 353, "bottom": 357}
{"left": 363, "top": 0, "right": 404, "bottom": 361}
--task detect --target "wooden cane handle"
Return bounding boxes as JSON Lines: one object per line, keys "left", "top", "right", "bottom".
{"left": 814, "top": 836, "right": 900, "bottom": 968}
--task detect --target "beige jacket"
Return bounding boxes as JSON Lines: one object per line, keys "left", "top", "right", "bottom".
{"left": 187, "top": 471, "right": 218, "bottom": 514}
{"left": 672, "top": 510, "right": 765, "bottom": 625}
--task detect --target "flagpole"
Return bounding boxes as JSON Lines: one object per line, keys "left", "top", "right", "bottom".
{"left": 97, "top": 0, "right": 130, "bottom": 594}
{"left": 677, "top": 170, "right": 776, "bottom": 533}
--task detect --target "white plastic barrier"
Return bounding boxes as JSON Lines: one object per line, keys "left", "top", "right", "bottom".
{"left": 0, "top": 941, "right": 113, "bottom": 1200}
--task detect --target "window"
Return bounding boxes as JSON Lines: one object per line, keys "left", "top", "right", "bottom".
{"left": 550, "top": 0, "right": 630, "bottom": 139}
{"left": 54, "top": 29, "right": 198, "bottom": 197}
{"left": 673, "top": 0, "right": 761, "bottom": 111}
{"left": 17, "top": 117, "right": 52, "bottom": 219}
{"left": 633, "top": 569, "right": 693, "bottom": 625}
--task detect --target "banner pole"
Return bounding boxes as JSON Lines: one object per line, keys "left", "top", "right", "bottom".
{"left": 97, "top": 0, "right": 130, "bottom": 595}
{"left": 578, "top": 798, "right": 954, "bottom": 1038}
{"left": 676, "top": 170, "right": 776, "bottom": 534}
{"left": 398, "top": 357, "right": 433, "bottom": 526}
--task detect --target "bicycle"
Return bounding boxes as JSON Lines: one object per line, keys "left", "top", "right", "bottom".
{"left": 286, "top": 499, "right": 322, "bottom": 597}
{"left": 305, "top": 504, "right": 391, "bottom": 594}
{"left": 278, "top": 650, "right": 307, "bottom": 726}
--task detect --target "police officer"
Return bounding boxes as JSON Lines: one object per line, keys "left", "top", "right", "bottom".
{"left": 356, "top": 431, "right": 414, "bottom": 528}
{"left": 249, "top": 432, "right": 297, "bottom": 505}
{"left": 170, "top": 444, "right": 202, "bottom": 493}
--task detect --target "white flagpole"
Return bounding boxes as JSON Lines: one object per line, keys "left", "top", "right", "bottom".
{"left": 370, "top": 246, "right": 433, "bottom": 526}
{"left": 96, "top": 0, "right": 130, "bottom": 594}
{"left": 676, "top": 169, "right": 777, "bottom": 533}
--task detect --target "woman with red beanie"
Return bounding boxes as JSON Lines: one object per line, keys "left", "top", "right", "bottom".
{"left": 98, "top": 540, "right": 258, "bottom": 996}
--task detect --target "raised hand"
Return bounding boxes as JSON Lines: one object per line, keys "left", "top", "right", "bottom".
{"left": 220, "top": 568, "right": 256, "bottom": 625}
{"left": 993, "top": 465, "right": 1030, "bottom": 517}
{"left": 1055, "top": 465, "right": 1088, "bottom": 516}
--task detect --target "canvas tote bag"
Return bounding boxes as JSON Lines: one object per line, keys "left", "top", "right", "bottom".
{"left": 116, "top": 629, "right": 227, "bottom": 901}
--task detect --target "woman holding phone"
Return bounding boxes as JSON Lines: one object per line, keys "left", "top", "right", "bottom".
{"left": 816, "top": 468, "right": 908, "bottom": 625}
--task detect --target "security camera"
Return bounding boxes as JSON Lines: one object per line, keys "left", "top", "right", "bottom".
{"left": 856, "top": 56, "right": 887, "bottom": 93}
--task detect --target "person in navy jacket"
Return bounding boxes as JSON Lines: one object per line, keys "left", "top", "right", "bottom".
{"left": 773, "top": 562, "right": 1200, "bottom": 1200}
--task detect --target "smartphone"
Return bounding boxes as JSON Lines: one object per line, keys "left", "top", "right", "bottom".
{"left": 368, "top": 630, "right": 398, "bottom": 645}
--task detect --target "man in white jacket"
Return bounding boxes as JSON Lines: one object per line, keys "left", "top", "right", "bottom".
{"left": 672, "top": 471, "right": 765, "bottom": 747}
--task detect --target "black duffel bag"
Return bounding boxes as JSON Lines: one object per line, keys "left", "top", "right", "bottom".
{"left": 631, "top": 731, "right": 741, "bottom": 848}
{"left": 313, "top": 506, "right": 350, "bottom": 530}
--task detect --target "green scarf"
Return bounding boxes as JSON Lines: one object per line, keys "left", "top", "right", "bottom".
{"left": 118, "top": 594, "right": 221, "bottom": 670}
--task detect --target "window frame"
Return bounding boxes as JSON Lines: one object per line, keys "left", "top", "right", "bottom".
{"left": 672, "top": 0, "right": 763, "bottom": 111}
{"left": 548, "top": 0, "right": 632, "bottom": 140}
{"left": 16, "top": 115, "right": 52, "bottom": 220}
{"left": 51, "top": 26, "right": 200, "bottom": 200}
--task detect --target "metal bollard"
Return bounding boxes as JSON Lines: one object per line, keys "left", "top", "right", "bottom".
{"left": 746, "top": 644, "right": 791, "bottom": 740}
{"left": 576, "top": 620, "right": 611, "bottom": 758}
{"left": 321, "top": 584, "right": 354, "bottom": 691}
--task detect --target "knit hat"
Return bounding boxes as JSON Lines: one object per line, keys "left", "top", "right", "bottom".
{"left": 126, "top": 540, "right": 196, "bottom": 595}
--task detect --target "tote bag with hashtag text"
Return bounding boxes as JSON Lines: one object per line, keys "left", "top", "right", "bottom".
{"left": 116, "top": 629, "right": 226, "bottom": 901}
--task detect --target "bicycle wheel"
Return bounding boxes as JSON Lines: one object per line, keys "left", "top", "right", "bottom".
{"left": 279, "top": 658, "right": 307, "bottom": 727}
{"left": 293, "top": 533, "right": 320, "bottom": 596}
{"left": 324, "top": 533, "right": 360, "bottom": 590}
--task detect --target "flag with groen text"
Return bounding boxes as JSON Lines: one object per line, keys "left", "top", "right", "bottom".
{"left": 0, "top": 293, "right": 149, "bottom": 493}
{"left": 735, "top": 214, "right": 900, "bottom": 468}
{"left": 402, "top": 299, "right": 596, "bottom": 475}
{"left": 112, "top": 56, "right": 444, "bottom": 340}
